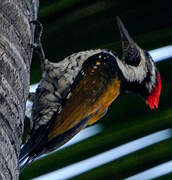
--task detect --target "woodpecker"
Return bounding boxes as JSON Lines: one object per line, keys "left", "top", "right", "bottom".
{"left": 19, "top": 17, "right": 161, "bottom": 170}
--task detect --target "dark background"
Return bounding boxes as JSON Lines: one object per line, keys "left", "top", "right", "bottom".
{"left": 20, "top": 0, "right": 172, "bottom": 179}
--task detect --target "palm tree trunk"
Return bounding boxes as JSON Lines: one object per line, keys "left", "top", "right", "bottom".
{"left": 0, "top": 0, "right": 39, "bottom": 179}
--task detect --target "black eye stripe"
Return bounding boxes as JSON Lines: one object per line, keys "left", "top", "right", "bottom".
{"left": 123, "top": 50, "right": 141, "bottom": 66}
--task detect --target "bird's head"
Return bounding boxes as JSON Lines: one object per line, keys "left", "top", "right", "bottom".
{"left": 116, "top": 17, "right": 161, "bottom": 109}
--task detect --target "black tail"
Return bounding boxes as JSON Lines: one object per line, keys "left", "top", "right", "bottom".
{"left": 19, "top": 139, "right": 36, "bottom": 172}
{"left": 19, "top": 156, "right": 33, "bottom": 173}
{"left": 19, "top": 126, "right": 48, "bottom": 172}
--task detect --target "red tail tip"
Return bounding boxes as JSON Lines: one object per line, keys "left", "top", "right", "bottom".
{"left": 146, "top": 72, "right": 162, "bottom": 110}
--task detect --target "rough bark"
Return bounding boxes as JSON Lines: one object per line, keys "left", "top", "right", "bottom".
{"left": 0, "top": 0, "right": 39, "bottom": 179}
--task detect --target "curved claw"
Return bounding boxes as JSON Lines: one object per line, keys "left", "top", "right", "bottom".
{"left": 30, "top": 20, "right": 47, "bottom": 70}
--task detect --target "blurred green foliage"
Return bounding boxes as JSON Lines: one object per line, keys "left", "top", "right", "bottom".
{"left": 20, "top": 0, "right": 172, "bottom": 179}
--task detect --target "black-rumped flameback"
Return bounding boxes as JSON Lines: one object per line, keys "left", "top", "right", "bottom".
{"left": 19, "top": 17, "right": 161, "bottom": 170}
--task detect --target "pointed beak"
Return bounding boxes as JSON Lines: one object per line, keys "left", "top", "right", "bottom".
{"left": 116, "top": 16, "right": 135, "bottom": 47}
{"left": 116, "top": 17, "right": 141, "bottom": 65}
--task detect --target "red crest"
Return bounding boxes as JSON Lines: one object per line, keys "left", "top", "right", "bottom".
{"left": 146, "top": 72, "right": 162, "bottom": 109}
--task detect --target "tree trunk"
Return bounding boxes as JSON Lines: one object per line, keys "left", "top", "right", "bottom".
{"left": 0, "top": 0, "right": 39, "bottom": 179}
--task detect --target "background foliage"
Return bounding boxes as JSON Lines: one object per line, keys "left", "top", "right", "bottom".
{"left": 20, "top": 0, "right": 172, "bottom": 179}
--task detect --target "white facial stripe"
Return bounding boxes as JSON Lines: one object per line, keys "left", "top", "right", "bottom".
{"left": 116, "top": 50, "right": 147, "bottom": 83}
{"left": 116, "top": 48, "right": 157, "bottom": 93}
{"left": 145, "top": 58, "right": 156, "bottom": 93}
